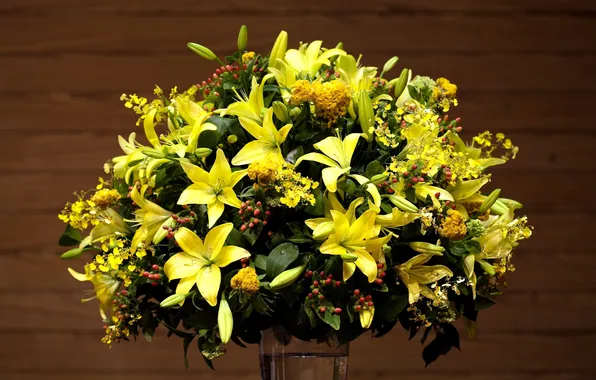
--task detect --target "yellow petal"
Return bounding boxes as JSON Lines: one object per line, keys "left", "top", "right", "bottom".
{"left": 177, "top": 183, "right": 217, "bottom": 206}
{"left": 277, "top": 124, "right": 293, "bottom": 143}
{"left": 353, "top": 249, "right": 378, "bottom": 283}
{"left": 214, "top": 245, "right": 251, "bottom": 267}
{"left": 180, "top": 161, "right": 210, "bottom": 184}
{"left": 143, "top": 108, "right": 161, "bottom": 148}
{"left": 238, "top": 116, "right": 263, "bottom": 139}
{"left": 68, "top": 268, "right": 89, "bottom": 282}
{"left": 209, "top": 149, "right": 232, "bottom": 184}
{"left": 350, "top": 174, "right": 381, "bottom": 207}
{"left": 409, "top": 265, "right": 453, "bottom": 284}
{"left": 347, "top": 209, "right": 377, "bottom": 242}
{"left": 175, "top": 276, "right": 196, "bottom": 296}
{"left": 164, "top": 253, "right": 203, "bottom": 280}
{"left": 295, "top": 152, "right": 339, "bottom": 168}
{"left": 196, "top": 264, "right": 221, "bottom": 307}
{"left": 204, "top": 223, "right": 234, "bottom": 259}
{"left": 231, "top": 140, "right": 275, "bottom": 166}
{"left": 320, "top": 237, "right": 348, "bottom": 256}
{"left": 329, "top": 210, "right": 350, "bottom": 238}
{"left": 403, "top": 277, "right": 421, "bottom": 304}
{"left": 207, "top": 201, "right": 225, "bottom": 228}
{"left": 218, "top": 187, "right": 242, "bottom": 208}
{"left": 230, "top": 169, "right": 248, "bottom": 187}
{"left": 342, "top": 133, "right": 362, "bottom": 166}
{"left": 321, "top": 166, "right": 350, "bottom": 192}
{"left": 359, "top": 306, "right": 374, "bottom": 329}
{"left": 173, "top": 227, "right": 206, "bottom": 259}
{"left": 343, "top": 261, "right": 357, "bottom": 281}
{"left": 314, "top": 136, "right": 346, "bottom": 167}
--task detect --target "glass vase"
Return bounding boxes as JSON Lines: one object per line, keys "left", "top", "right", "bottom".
{"left": 259, "top": 327, "right": 349, "bottom": 380}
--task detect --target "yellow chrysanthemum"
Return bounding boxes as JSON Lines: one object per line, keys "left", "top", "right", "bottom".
{"left": 230, "top": 267, "right": 260, "bottom": 295}
{"left": 248, "top": 161, "right": 281, "bottom": 187}
{"left": 439, "top": 209, "right": 467, "bottom": 240}
{"left": 91, "top": 189, "right": 121, "bottom": 209}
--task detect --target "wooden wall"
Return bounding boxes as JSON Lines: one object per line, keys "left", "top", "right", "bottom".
{"left": 1, "top": 0, "right": 595, "bottom": 378}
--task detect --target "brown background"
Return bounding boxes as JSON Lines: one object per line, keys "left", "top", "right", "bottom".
{"left": 1, "top": 0, "right": 595, "bottom": 379}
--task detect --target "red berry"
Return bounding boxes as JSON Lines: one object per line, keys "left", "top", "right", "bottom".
{"left": 307, "top": 293, "right": 313, "bottom": 299}
{"left": 172, "top": 214, "right": 179, "bottom": 220}
{"left": 225, "top": 65, "right": 233, "bottom": 72}
{"left": 320, "top": 271, "right": 325, "bottom": 277}
{"left": 120, "top": 290, "right": 128, "bottom": 296}
{"left": 256, "top": 201, "right": 262, "bottom": 206}
{"left": 241, "top": 263, "right": 247, "bottom": 268}
{"left": 375, "top": 278, "right": 384, "bottom": 285}
{"left": 435, "top": 192, "right": 441, "bottom": 198}
{"left": 268, "top": 231, "right": 273, "bottom": 237}
{"left": 153, "top": 274, "right": 161, "bottom": 280}
{"left": 334, "top": 308, "right": 342, "bottom": 314}
{"left": 249, "top": 222, "right": 255, "bottom": 229}
{"left": 204, "top": 88, "right": 210, "bottom": 95}
{"left": 325, "top": 278, "right": 332, "bottom": 285}
{"left": 313, "top": 280, "right": 320, "bottom": 287}
{"left": 377, "top": 263, "right": 384, "bottom": 269}
{"left": 307, "top": 270, "right": 313, "bottom": 277}
{"left": 241, "top": 202, "right": 247, "bottom": 209}
{"left": 354, "top": 289, "right": 361, "bottom": 296}
{"left": 201, "top": 81, "right": 207, "bottom": 87}
{"left": 456, "top": 126, "right": 463, "bottom": 132}
{"left": 411, "top": 177, "right": 419, "bottom": 183}
{"left": 355, "top": 305, "right": 362, "bottom": 312}
{"left": 239, "top": 209, "right": 244, "bottom": 215}
{"left": 247, "top": 206, "right": 253, "bottom": 212}
{"left": 262, "top": 220, "right": 268, "bottom": 226}
{"left": 403, "top": 171, "right": 409, "bottom": 177}
{"left": 240, "top": 224, "right": 247, "bottom": 231}
{"left": 152, "top": 264, "right": 159, "bottom": 271}
{"left": 151, "top": 282, "right": 158, "bottom": 287}
{"left": 207, "top": 78, "right": 212, "bottom": 84}
{"left": 313, "top": 289, "right": 319, "bottom": 295}
{"left": 365, "top": 295, "right": 373, "bottom": 301}
{"left": 455, "top": 117, "right": 461, "bottom": 123}
{"left": 120, "top": 304, "right": 127, "bottom": 309}
{"left": 444, "top": 115, "right": 449, "bottom": 122}
{"left": 243, "top": 63, "right": 248, "bottom": 69}
{"left": 335, "top": 281, "right": 341, "bottom": 287}
{"left": 319, "top": 307, "right": 326, "bottom": 313}
{"left": 327, "top": 274, "right": 333, "bottom": 279}
{"left": 380, "top": 272, "right": 386, "bottom": 278}
{"left": 411, "top": 164, "right": 418, "bottom": 170}
{"left": 445, "top": 200, "right": 451, "bottom": 206}
{"left": 214, "top": 92, "right": 220, "bottom": 97}
{"left": 265, "top": 210, "right": 271, "bottom": 216}
{"left": 359, "top": 297, "right": 365, "bottom": 304}
{"left": 367, "top": 301, "right": 374, "bottom": 307}
{"left": 233, "top": 73, "right": 239, "bottom": 80}
{"left": 253, "top": 218, "right": 260, "bottom": 224}
{"left": 254, "top": 209, "right": 261, "bottom": 216}
{"left": 142, "top": 271, "right": 150, "bottom": 278}
{"left": 148, "top": 273, "right": 155, "bottom": 280}
{"left": 319, "top": 295, "right": 325, "bottom": 300}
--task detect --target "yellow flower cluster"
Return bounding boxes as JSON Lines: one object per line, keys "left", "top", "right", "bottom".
{"left": 275, "top": 166, "right": 319, "bottom": 208}
{"left": 85, "top": 236, "right": 144, "bottom": 287}
{"left": 120, "top": 87, "right": 168, "bottom": 126}
{"left": 473, "top": 131, "right": 519, "bottom": 161}
{"left": 90, "top": 189, "right": 121, "bottom": 209}
{"left": 102, "top": 314, "right": 142, "bottom": 346}
{"left": 58, "top": 192, "right": 100, "bottom": 231}
{"left": 432, "top": 77, "right": 459, "bottom": 112}
{"left": 242, "top": 51, "right": 255, "bottom": 63}
{"left": 230, "top": 267, "right": 260, "bottom": 295}
{"left": 248, "top": 161, "right": 279, "bottom": 187}
{"left": 439, "top": 210, "right": 467, "bottom": 240}
{"left": 290, "top": 79, "right": 351, "bottom": 127}
{"left": 371, "top": 101, "right": 400, "bottom": 148}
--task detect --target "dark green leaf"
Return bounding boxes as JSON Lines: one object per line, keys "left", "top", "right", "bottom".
{"left": 365, "top": 160, "right": 385, "bottom": 178}
{"left": 475, "top": 295, "right": 496, "bottom": 311}
{"left": 441, "top": 324, "right": 460, "bottom": 350}
{"left": 288, "top": 234, "right": 312, "bottom": 244}
{"left": 304, "top": 187, "right": 325, "bottom": 216}
{"left": 243, "top": 221, "right": 264, "bottom": 246}
{"left": 254, "top": 255, "right": 268, "bottom": 271}
{"left": 315, "top": 301, "right": 341, "bottom": 330}
{"left": 380, "top": 203, "right": 393, "bottom": 214}
{"left": 58, "top": 225, "right": 82, "bottom": 246}
{"left": 378, "top": 295, "right": 408, "bottom": 321}
{"left": 266, "top": 242, "right": 299, "bottom": 279}
{"left": 183, "top": 335, "right": 195, "bottom": 369}
{"left": 231, "top": 336, "right": 247, "bottom": 348}
{"left": 464, "top": 240, "right": 482, "bottom": 254}
{"left": 304, "top": 304, "right": 318, "bottom": 327}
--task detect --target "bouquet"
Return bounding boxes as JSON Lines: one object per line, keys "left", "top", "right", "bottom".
{"left": 57, "top": 26, "right": 533, "bottom": 367}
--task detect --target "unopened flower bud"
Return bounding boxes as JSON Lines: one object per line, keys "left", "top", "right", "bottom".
{"left": 187, "top": 42, "right": 218, "bottom": 61}
{"left": 237, "top": 25, "right": 248, "bottom": 51}
{"left": 160, "top": 293, "right": 187, "bottom": 308}
{"left": 217, "top": 297, "right": 233, "bottom": 344}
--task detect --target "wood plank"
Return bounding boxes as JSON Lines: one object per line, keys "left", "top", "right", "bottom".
{"left": 1, "top": 0, "right": 595, "bottom": 14}
{"left": 0, "top": 247, "right": 592, "bottom": 293}
{"left": 1, "top": 132, "right": 589, "bottom": 172}
{"left": 1, "top": 290, "right": 590, "bottom": 333}
{"left": 1, "top": 55, "right": 593, "bottom": 93}
{"left": 0, "top": 170, "right": 582, "bottom": 213}
{"left": 2, "top": 15, "right": 594, "bottom": 55}
{"left": 1, "top": 90, "right": 589, "bottom": 134}
{"left": 0, "top": 329, "right": 594, "bottom": 372}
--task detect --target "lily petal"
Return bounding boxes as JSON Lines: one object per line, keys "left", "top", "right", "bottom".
{"left": 295, "top": 152, "right": 339, "bottom": 168}
{"left": 207, "top": 201, "right": 225, "bottom": 228}
{"left": 174, "top": 227, "right": 207, "bottom": 260}
{"left": 196, "top": 264, "right": 221, "bottom": 307}
{"left": 204, "top": 223, "right": 234, "bottom": 260}
{"left": 163, "top": 253, "right": 203, "bottom": 280}
{"left": 180, "top": 161, "right": 210, "bottom": 184}
{"left": 177, "top": 182, "right": 216, "bottom": 206}
{"left": 322, "top": 166, "right": 350, "bottom": 192}
{"left": 218, "top": 187, "right": 243, "bottom": 208}
{"left": 214, "top": 245, "right": 251, "bottom": 267}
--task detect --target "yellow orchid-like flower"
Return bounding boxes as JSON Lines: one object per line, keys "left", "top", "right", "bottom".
{"left": 319, "top": 209, "right": 390, "bottom": 282}
{"left": 178, "top": 149, "right": 247, "bottom": 228}
{"left": 79, "top": 207, "right": 130, "bottom": 249}
{"left": 295, "top": 133, "right": 360, "bottom": 193}
{"left": 305, "top": 193, "right": 362, "bottom": 240}
{"left": 163, "top": 224, "right": 250, "bottom": 307}
{"left": 68, "top": 268, "right": 121, "bottom": 320}
{"left": 231, "top": 108, "right": 292, "bottom": 166}
{"left": 284, "top": 40, "right": 346, "bottom": 77}
{"left": 396, "top": 252, "right": 453, "bottom": 304}
{"left": 129, "top": 185, "right": 174, "bottom": 251}
{"left": 368, "top": 200, "right": 421, "bottom": 236}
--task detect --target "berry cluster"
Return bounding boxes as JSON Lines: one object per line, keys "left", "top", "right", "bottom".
{"left": 403, "top": 163, "right": 431, "bottom": 188}
{"left": 305, "top": 270, "right": 343, "bottom": 314}
{"left": 238, "top": 200, "right": 271, "bottom": 232}
{"left": 109, "top": 289, "right": 133, "bottom": 326}
{"left": 374, "top": 262, "right": 386, "bottom": 285}
{"left": 351, "top": 289, "right": 374, "bottom": 313}
{"left": 438, "top": 115, "right": 463, "bottom": 134}
{"left": 197, "top": 58, "right": 267, "bottom": 104}
{"left": 377, "top": 177, "right": 398, "bottom": 194}
{"left": 141, "top": 264, "right": 163, "bottom": 287}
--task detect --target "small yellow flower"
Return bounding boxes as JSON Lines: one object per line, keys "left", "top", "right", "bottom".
{"left": 230, "top": 267, "right": 260, "bottom": 295}
{"left": 242, "top": 51, "right": 255, "bottom": 63}
{"left": 91, "top": 189, "right": 121, "bottom": 209}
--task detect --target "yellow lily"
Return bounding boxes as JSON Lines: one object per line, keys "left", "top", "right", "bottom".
{"left": 267, "top": 60, "right": 297, "bottom": 102}
{"left": 112, "top": 133, "right": 146, "bottom": 182}
{"left": 335, "top": 54, "right": 377, "bottom": 119}
{"left": 368, "top": 200, "right": 421, "bottom": 236}
{"left": 68, "top": 268, "right": 120, "bottom": 320}
{"left": 218, "top": 74, "right": 273, "bottom": 124}
{"left": 306, "top": 193, "right": 363, "bottom": 240}
{"left": 396, "top": 252, "right": 453, "bottom": 304}
{"left": 231, "top": 108, "right": 292, "bottom": 166}
{"left": 178, "top": 149, "right": 247, "bottom": 228}
{"left": 284, "top": 40, "right": 346, "bottom": 77}
{"left": 163, "top": 224, "right": 250, "bottom": 306}
{"left": 167, "top": 96, "right": 217, "bottom": 157}
{"left": 319, "top": 209, "right": 389, "bottom": 282}
{"left": 129, "top": 185, "right": 174, "bottom": 251}
{"left": 295, "top": 133, "right": 360, "bottom": 193}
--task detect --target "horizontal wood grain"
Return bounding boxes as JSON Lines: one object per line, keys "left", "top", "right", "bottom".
{"left": 1, "top": 290, "right": 590, "bottom": 332}
{"left": 2, "top": 14, "right": 595, "bottom": 55}
{"left": 1, "top": 132, "right": 588, "bottom": 172}
{"left": 0, "top": 329, "right": 594, "bottom": 372}
{"left": 1, "top": 0, "right": 596, "bottom": 14}
{"left": 1, "top": 55, "right": 592, "bottom": 93}
{"left": 0, "top": 248, "right": 591, "bottom": 292}
{"left": 1, "top": 90, "right": 589, "bottom": 135}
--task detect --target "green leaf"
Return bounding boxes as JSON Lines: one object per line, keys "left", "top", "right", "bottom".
{"left": 254, "top": 255, "right": 268, "bottom": 271}
{"left": 464, "top": 240, "right": 481, "bottom": 255}
{"left": 60, "top": 246, "right": 97, "bottom": 260}
{"left": 58, "top": 225, "right": 82, "bottom": 246}
{"left": 225, "top": 227, "right": 245, "bottom": 248}
{"left": 378, "top": 295, "right": 408, "bottom": 321}
{"left": 243, "top": 222, "right": 264, "bottom": 246}
{"left": 304, "top": 187, "right": 325, "bottom": 216}
{"left": 365, "top": 160, "right": 385, "bottom": 178}
{"left": 474, "top": 295, "right": 496, "bottom": 311}
{"left": 252, "top": 294, "right": 274, "bottom": 316}
{"left": 266, "top": 243, "right": 299, "bottom": 279}
{"left": 287, "top": 234, "right": 312, "bottom": 244}
{"left": 183, "top": 335, "right": 195, "bottom": 369}
{"left": 448, "top": 241, "right": 468, "bottom": 257}
{"left": 315, "top": 301, "right": 341, "bottom": 330}
{"left": 303, "top": 304, "right": 318, "bottom": 327}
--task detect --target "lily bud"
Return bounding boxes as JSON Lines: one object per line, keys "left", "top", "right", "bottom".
{"left": 370, "top": 173, "right": 388, "bottom": 185}
{"left": 269, "top": 265, "right": 306, "bottom": 290}
{"left": 60, "top": 247, "right": 85, "bottom": 260}
{"left": 477, "top": 259, "right": 496, "bottom": 276}
{"left": 340, "top": 253, "right": 358, "bottom": 262}
{"left": 268, "top": 30, "right": 288, "bottom": 69}
{"left": 393, "top": 68, "right": 410, "bottom": 99}
{"left": 187, "top": 42, "right": 218, "bottom": 61}
{"left": 358, "top": 90, "right": 374, "bottom": 140}
{"left": 272, "top": 101, "right": 289, "bottom": 122}
{"left": 313, "top": 223, "right": 335, "bottom": 240}
{"left": 388, "top": 195, "right": 419, "bottom": 213}
{"left": 490, "top": 199, "right": 508, "bottom": 215}
{"left": 218, "top": 297, "right": 233, "bottom": 344}
{"left": 142, "top": 148, "right": 165, "bottom": 159}
{"left": 498, "top": 197, "right": 523, "bottom": 210}
{"left": 194, "top": 147, "right": 213, "bottom": 158}
{"left": 409, "top": 241, "right": 445, "bottom": 254}
{"left": 289, "top": 107, "right": 302, "bottom": 119}
{"left": 237, "top": 25, "right": 248, "bottom": 51}
{"left": 359, "top": 306, "right": 375, "bottom": 329}
{"left": 227, "top": 135, "right": 238, "bottom": 144}
{"left": 381, "top": 56, "right": 399, "bottom": 77}
{"left": 478, "top": 188, "right": 501, "bottom": 214}
{"left": 160, "top": 293, "right": 187, "bottom": 308}
{"left": 153, "top": 218, "right": 177, "bottom": 244}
